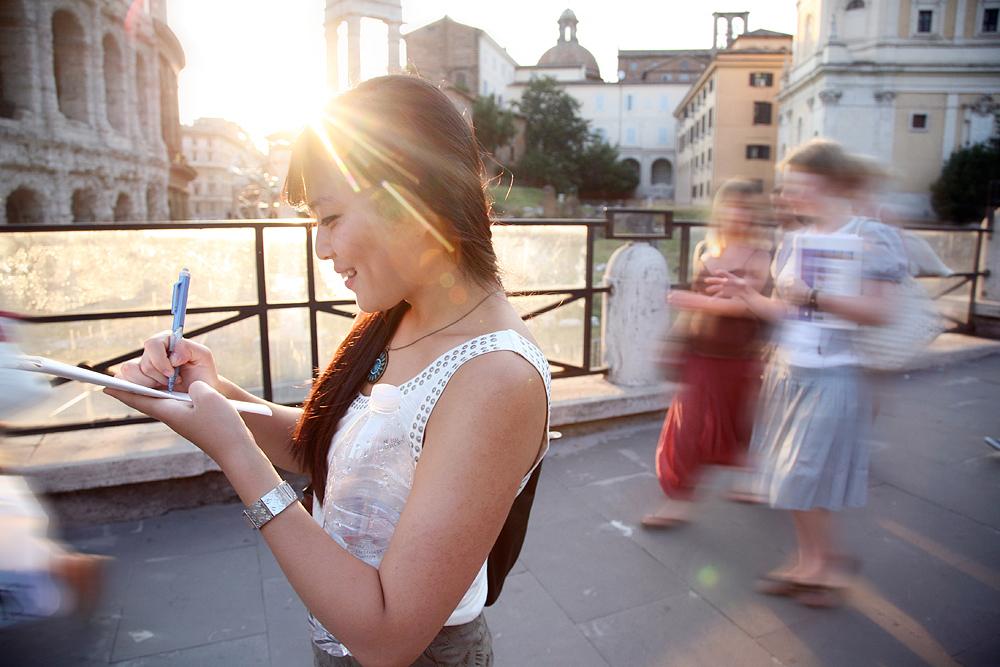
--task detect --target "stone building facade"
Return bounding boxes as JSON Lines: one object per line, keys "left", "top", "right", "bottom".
{"left": 0, "top": 0, "right": 194, "bottom": 224}
{"left": 182, "top": 118, "right": 266, "bottom": 220}
{"left": 777, "top": 0, "right": 1000, "bottom": 218}
{"left": 674, "top": 30, "right": 793, "bottom": 206}
{"left": 404, "top": 15, "right": 518, "bottom": 104}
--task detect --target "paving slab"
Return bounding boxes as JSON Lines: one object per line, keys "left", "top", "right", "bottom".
{"left": 111, "top": 546, "right": 266, "bottom": 662}
{"left": 485, "top": 572, "right": 608, "bottom": 667}
{"left": 578, "top": 592, "right": 778, "bottom": 667}
{"left": 262, "top": 576, "right": 312, "bottom": 666}
{"left": 519, "top": 516, "right": 688, "bottom": 624}
{"left": 111, "top": 634, "right": 271, "bottom": 667}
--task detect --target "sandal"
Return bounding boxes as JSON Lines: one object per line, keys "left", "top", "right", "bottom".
{"left": 793, "top": 582, "right": 845, "bottom": 609}
{"left": 755, "top": 572, "right": 800, "bottom": 597}
{"left": 640, "top": 513, "right": 688, "bottom": 529}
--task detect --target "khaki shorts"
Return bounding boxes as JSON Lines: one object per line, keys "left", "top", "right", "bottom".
{"left": 311, "top": 613, "right": 493, "bottom": 667}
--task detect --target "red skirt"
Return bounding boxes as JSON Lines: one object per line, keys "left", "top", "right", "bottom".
{"left": 654, "top": 352, "right": 762, "bottom": 500}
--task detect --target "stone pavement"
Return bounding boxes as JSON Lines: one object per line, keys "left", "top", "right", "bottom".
{"left": 2, "top": 356, "right": 999, "bottom": 666}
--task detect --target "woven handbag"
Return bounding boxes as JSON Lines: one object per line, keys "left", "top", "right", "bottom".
{"left": 854, "top": 274, "right": 943, "bottom": 371}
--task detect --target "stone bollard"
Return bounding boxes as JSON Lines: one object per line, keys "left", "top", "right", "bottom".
{"left": 602, "top": 242, "right": 670, "bottom": 386}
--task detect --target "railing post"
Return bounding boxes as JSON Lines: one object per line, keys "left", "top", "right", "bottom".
{"left": 602, "top": 241, "right": 670, "bottom": 386}
{"left": 254, "top": 225, "right": 274, "bottom": 401}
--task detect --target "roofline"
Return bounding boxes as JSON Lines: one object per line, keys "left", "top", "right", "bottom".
{"left": 618, "top": 49, "right": 713, "bottom": 57}
{"left": 404, "top": 15, "right": 519, "bottom": 68}
{"left": 672, "top": 48, "right": 790, "bottom": 116}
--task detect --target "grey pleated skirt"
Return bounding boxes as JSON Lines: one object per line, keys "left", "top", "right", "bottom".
{"left": 311, "top": 613, "right": 493, "bottom": 667}
{"left": 749, "top": 359, "right": 871, "bottom": 511}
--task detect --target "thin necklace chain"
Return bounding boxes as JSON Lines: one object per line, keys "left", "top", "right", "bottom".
{"left": 388, "top": 290, "right": 502, "bottom": 352}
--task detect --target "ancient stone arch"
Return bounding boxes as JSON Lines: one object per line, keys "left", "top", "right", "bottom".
{"left": 0, "top": 0, "right": 33, "bottom": 119}
{"left": 113, "top": 192, "right": 132, "bottom": 222}
{"left": 52, "top": 8, "right": 88, "bottom": 122}
{"left": 71, "top": 187, "right": 97, "bottom": 222}
{"left": 5, "top": 186, "right": 45, "bottom": 223}
{"left": 102, "top": 32, "right": 126, "bottom": 131}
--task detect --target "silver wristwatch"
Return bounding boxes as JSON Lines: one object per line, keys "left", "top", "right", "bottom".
{"left": 243, "top": 481, "right": 299, "bottom": 530}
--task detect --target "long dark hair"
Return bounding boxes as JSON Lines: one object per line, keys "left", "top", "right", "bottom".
{"left": 284, "top": 75, "right": 501, "bottom": 504}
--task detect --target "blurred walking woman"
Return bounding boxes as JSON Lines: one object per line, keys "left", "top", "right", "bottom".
{"left": 107, "top": 76, "right": 550, "bottom": 665}
{"left": 707, "top": 140, "right": 907, "bottom": 606}
{"left": 642, "top": 180, "right": 771, "bottom": 527}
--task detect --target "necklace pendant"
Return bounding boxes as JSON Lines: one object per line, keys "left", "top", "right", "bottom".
{"left": 368, "top": 348, "right": 388, "bottom": 384}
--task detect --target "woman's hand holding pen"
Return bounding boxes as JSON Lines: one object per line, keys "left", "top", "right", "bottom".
{"left": 120, "top": 331, "right": 222, "bottom": 394}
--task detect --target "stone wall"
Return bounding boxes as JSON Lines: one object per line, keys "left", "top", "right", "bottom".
{"left": 0, "top": 0, "right": 189, "bottom": 224}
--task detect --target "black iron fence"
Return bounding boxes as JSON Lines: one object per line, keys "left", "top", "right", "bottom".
{"left": 0, "top": 215, "right": 991, "bottom": 435}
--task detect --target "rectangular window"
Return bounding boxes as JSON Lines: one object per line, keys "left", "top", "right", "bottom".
{"left": 917, "top": 9, "right": 933, "bottom": 33}
{"left": 661, "top": 73, "right": 673, "bottom": 82}
{"left": 708, "top": 108, "right": 713, "bottom": 128}
{"left": 626, "top": 94, "right": 634, "bottom": 111}
{"left": 750, "top": 72, "right": 773, "bottom": 87}
{"left": 746, "top": 145, "right": 771, "bottom": 160}
{"left": 692, "top": 185, "right": 697, "bottom": 198}
{"left": 753, "top": 101, "right": 773, "bottom": 125}
{"left": 910, "top": 113, "right": 929, "bottom": 131}
{"left": 708, "top": 78, "right": 714, "bottom": 92}
{"left": 659, "top": 95, "right": 669, "bottom": 111}
{"left": 707, "top": 148, "right": 712, "bottom": 163}
{"left": 626, "top": 127, "right": 637, "bottom": 145}
{"left": 658, "top": 127, "right": 669, "bottom": 145}
{"left": 596, "top": 94, "right": 605, "bottom": 112}
{"left": 984, "top": 8, "right": 999, "bottom": 32}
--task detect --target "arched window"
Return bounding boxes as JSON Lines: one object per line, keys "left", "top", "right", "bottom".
{"left": 113, "top": 192, "right": 132, "bottom": 222}
{"left": 103, "top": 34, "right": 126, "bottom": 131}
{"left": 52, "top": 10, "right": 88, "bottom": 122}
{"left": 0, "top": 0, "right": 31, "bottom": 119}
{"left": 71, "top": 188, "right": 97, "bottom": 222}
{"left": 651, "top": 159, "right": 673, "bottom": 185}
{"left": 5, "top": 186, "right": 44, "bottom": 223}
{"left": 136, "top": 52, "right": 149, "bottom": 138}
{"left": 846, "top": 0, "right": 865, "bottom": 10}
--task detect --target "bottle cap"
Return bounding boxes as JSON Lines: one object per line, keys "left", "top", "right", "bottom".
{"left": 370, "top": 383, "right": 402, "bottom": 412}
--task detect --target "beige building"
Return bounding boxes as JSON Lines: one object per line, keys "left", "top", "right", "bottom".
{"left": 777, "top": 0, "right": 1000, "bottom": 218}
{"left": 674, "top": 30, "right": 793, "bottom": 206}
{"left": 182, "top": 118, "right": 266, "bottom": 220}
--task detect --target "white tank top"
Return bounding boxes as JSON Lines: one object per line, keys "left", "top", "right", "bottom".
{"left": 310, "top": 329, "right": 552, "bottom": 626}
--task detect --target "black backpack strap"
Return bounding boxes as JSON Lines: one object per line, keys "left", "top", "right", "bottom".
{"left": 485, "top": 459, "right": 543, "bottom": 606}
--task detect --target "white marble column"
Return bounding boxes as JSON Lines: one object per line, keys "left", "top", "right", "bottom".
{"left": 347, "top": 15, "right": 361, "bottom": 88}
{"left": 387, "top": 21, "right": 401, "bottom": 74}
{"left": 325, "top": 18, "right": 341, "bottom": 92}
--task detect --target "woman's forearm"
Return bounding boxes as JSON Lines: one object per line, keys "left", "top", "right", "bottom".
{"left": 218, "top": 377, "right": 305, "bottom": 473}
{"left": 813, "top": 291, "right": 890, "bottom": 326}
{"left": 739, "top": 290, "right": 788, "bottom": 323}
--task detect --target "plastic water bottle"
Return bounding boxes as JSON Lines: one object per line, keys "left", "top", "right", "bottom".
{"left": 309, "top": 383, "right": 414, "bottom": 656}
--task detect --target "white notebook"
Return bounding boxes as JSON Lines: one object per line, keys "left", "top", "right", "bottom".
{"left": 4, "top": 355, "right": 272, "bottom": 417}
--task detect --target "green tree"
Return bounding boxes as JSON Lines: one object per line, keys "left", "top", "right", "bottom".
{"left": 515, "top": 77, "right": 590, "bottom": 192}
{"left": 578, "top": 134, "right": 639, "bottom": 198}
{"left": 514, "top": 77, "right": 637, "bottom": 197}
{"left": 472, "top": 94, "right": 516, "bottom": 157}
{"left": 930, "top": 142, "right": 1000, "bottom": 224}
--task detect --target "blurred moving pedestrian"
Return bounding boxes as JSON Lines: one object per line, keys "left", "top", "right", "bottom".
{"left": 642, "top": 180, "right": 771, "bottom": 528}
{"left": 707, "top": 140, "right": 908, "bottom": 607}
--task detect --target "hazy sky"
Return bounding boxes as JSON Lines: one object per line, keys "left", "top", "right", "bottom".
{"left": 168, "top": 0, "right": 798, "bottom": 150}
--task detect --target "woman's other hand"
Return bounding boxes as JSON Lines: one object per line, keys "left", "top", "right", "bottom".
{"left": 704, "top": 270, "right": 749, "bottom": 299}
{"left": 117, "top": 332, "right": 221, "bottom": 393}
{"left": 776, "top": 275, "right": 811, "bottom": 306}
{"left": 104, "top": 381, "right": 254, "bottom": 466}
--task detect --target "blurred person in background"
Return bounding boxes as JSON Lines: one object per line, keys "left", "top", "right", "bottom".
{"left": 641, "top": 180, "right": 772, "bottom": 528}
{"left": 706, "top": 140, "right": 908, "bottom": 607}
{"left": 0, "top": 313, "right": 107, "bottom": 628}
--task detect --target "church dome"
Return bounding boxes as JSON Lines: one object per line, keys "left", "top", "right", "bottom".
{"left": 537, "top": 9, "right": 601, "bottom": 80}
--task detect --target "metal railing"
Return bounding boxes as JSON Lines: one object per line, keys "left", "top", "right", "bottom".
{"left": 0, "top": 215, "right": 990, "bottom": 435}
{"left": 2, "top": 218, "right": 609, "bottom": 435}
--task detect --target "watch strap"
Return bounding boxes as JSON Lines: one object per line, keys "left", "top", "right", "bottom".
{"left": 243, "top": 481, "right": 298, "bottom": 530}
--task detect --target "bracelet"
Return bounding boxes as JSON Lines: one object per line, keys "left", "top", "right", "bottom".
{"left": 807, "top": 288, "right": 820, "bottom": 311}
{"left": 243, "top": 481, "right": 298, "bottom": 530}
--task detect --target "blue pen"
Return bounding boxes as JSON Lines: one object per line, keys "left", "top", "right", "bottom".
{"left": 167, "top": 268, "right": 191, "bottom": 393}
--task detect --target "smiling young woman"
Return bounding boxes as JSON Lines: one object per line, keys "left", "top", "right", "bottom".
{"left": 107, "top": 75, "right": 550, "bottom": 666}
